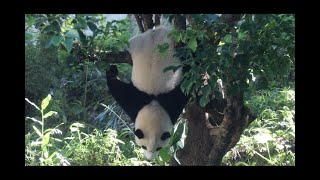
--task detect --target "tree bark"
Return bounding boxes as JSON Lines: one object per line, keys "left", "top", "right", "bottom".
{"left": 134, "top": 14, "right": 145, "bottom": 33}
{"left": 142, "top": 14, "right": 154, "bottom": 30}
{"left": 100, "top": 50, "right": 132, "bottom": 64}
{"left": 170, "top": 103, "right": 213, "bottom": 166}
{"left": 154, "top": 14, "right": 161, "bottom": 26}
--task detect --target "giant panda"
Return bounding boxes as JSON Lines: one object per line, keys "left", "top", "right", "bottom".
{"left": 106, "top": 26, "right": 188, "bottom": 160}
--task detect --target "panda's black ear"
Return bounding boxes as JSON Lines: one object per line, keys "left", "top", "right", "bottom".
{"left": 134, "top": 129, "right": 144, "bottom": 139}
{"left": 161, "top": 131, "right": 171, "bottom": 140}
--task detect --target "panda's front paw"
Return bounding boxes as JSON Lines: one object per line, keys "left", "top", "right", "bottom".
{"left": 106, "top": 65, "right": 118, "bottom": 79}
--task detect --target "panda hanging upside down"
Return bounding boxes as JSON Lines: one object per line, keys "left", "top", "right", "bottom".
{"left": 106, "top": 26, "right": 189, "bottom": 160}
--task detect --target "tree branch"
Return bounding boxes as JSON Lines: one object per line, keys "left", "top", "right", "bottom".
{"left": 173, "top": 14, "right": 186, "bottom": 49}
{"left": 134, "top": 14, "right": 145, "bottom": 33}
{"left": 100, "top": 50, "right": 132, "bottom": 64}
{"left": 155, "top": 14, "right": 161, "bottom": 26}
{"left": 142, "top": 14, "right": 154, "bottom": 30}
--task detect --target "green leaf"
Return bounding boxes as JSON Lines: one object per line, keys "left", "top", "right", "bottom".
{"left": 43, "top": 111, "right": 58, "bottom": 119}
{"left": 88, "top": 22, "right": 98, "bottom": 32}
{"left": 159, "top": 146, "right": 171, "bottom": 162}
{"left": 25, "top": 98, "right": 40, "bottom": 111}
{"left": 65, "top": 37, "right": 73, "bottom": 53}
{"left": 25, "top": 32, "right": 33, "bottom": 41}
{"left": 42, "top": 25, "right": 53, "bottom": 33}
{"left": 78, "top": 30, "right": 88, "bottom": 46}
{"left": 202, "top": 85, "right": 211, "bottom": 96}
{"left": 41, "top": 94, "right": 52, "bottom": 111}
{"left": 45, "top": 39, "right": 53, "bottom": 48}
{"left": 171, "top": 121, "right": 185, "bottom": 146}
{"left": 51, "top": 35, "right": 63, "bottom": 46}
{"left": 48, "top": 151, "right": 57, "bottom": 160}
{"left": 181, "top": 78, "right": 194, "bottom": 95}
{"left": 43, "top": 148, "right": 49, "bottom": 159}
{"left": 224, "top": 34, "right": 232, "bottom": 44}
{"left": 30, "top": 141, "right": 42, "bottom": 146}
{"left": 187, "top": 37, "right": 197, "bottom": 52}
{"left": 42, "top": 132, "right": 50, "bottom": 147}
{"left": 51, "top": 20, "right": 61, "bottom": 33}
{"left": 65, "top": 29, "right": 80, "bottom": 40}
{"left": 26, "top": 117, "right": 43, "bottom": 126}
{"left": 32, "top": 125, "right": 42, "bottom": 137}
{"left": 199, "top": 94, "right": 209, "bottom": 107}
{"left": 76, "top": 17, "right": 88, "bottom": 29}
{"left": 26, "top": 14, "right": 34, "bottom": 27}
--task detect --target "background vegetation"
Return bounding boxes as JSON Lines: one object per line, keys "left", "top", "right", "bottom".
{"left": 25, "top": 14, "right": 295, "bottom": 166}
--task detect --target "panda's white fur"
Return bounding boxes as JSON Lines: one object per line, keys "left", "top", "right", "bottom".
{"left": 128, "top": 26, "right": 182, "bottom": 95}
{"left": 127, "top": 26, "right": 182, "bottom": 160}
{"left": 134, "top": 100, "right": 172, "bottom": 159}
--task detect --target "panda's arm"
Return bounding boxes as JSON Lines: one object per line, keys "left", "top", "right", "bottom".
{"left": 157, "top": 84, "right": 189, "bottom": 125}
{"left": 106, "top": 65, "right": 152, "bottom": 122}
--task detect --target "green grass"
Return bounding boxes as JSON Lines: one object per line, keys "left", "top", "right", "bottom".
{"left": 25, "top": 87, "right": 295, "bottom": 166}
{"left": 222, "top": 87, "right": 295, "bottom": 166}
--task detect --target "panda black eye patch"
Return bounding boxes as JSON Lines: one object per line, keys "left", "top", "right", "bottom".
{"left": 161, "top": 132, "right": 171, "bottom": 140}
{"left": 156, "top": 147, "right": 162, "bottom": 151}
{"left": 141, "top": 145, "right": 147, "bottom": 150}
{"left": 134, "top": 129, "right": 144, "bottom": 139}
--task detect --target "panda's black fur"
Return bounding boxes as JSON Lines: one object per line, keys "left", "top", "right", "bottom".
{"left": 106, "top": 65, "right": 188, "bottom": 125}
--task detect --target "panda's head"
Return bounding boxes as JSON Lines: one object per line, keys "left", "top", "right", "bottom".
{"left": 134, "top": 100, "right": 172, "bottom": 160}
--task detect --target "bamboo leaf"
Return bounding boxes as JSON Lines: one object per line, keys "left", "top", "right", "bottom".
{"left": 41, "top": 94, "right": 52, "bottom": 111}
{"left": 26, "top": 117, "right": 43, "bottom": 126}
{"left": 32, "top": 125, "right": 42, "bottom": 137}
{"left": 25, "top": 98, "right": 40, "bottom": 111}
{"left": 43, "top": 111, "right": 57, "bottom": 119}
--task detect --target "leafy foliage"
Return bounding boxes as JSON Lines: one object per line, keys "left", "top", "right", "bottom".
{"left": 25, "top": 14, "right": 295, "bottom": 166}
{"left": 167, "top": 14, "right": 295, "bottom": 107}
{"left": 222, "top": 86, "right": 295, "bottom": 166}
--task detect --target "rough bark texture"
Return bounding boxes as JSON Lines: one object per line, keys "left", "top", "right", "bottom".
{"left": 142, "top": 14, "right": 154, "bottom": 30}
{"left": 207, "top": 94, "right": 247, "bottom": 165}
{"left": 134, "top": 14, "right": 145, "bottom": 33}
{"left": 154, "top": 14, "right": 161, "bottom": 26}
{"left": 170, "top": 103, "right": 213, "bottom": 166}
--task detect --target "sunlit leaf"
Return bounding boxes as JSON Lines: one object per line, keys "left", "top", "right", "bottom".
{"left": 32, "top": 125, "right": 42, "bottom": 137}
{"left": 187, "top": 37, "right": 197, "bottom": 52}
{"left": 26, "top": 117, "right": 43, "bottom": 126}
{"left": 254, "top": 133, "right": 274, "bottom": 144}
{"left": 65, "top": 29, "right": 80, "bottom": 40}
{"left": 25, "top": 98, "right": 40, "bottom": 111}
{"left": 159, "top": 146, "right": 171, "bottom": 162}
{"left": 30, "top": 141, "right": 42, "bottom": 146}
{"left": 43, "top": 111, "right": 58, "bottom": 119}
{"left": 41, "top": 94, "right": 52, "bottom": 111}
{"left": 42, "top": 132, "right": 50, "bottom": 147}
{"left": 76, "top": 17, "right": 88, "bottom": 29}
{"left": 44, "top": 150, "right": 49, "bottom": 159}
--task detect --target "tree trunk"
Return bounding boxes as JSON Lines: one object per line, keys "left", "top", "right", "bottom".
{"left": 170, "top": 103, "right": 213, "bottom": 165}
